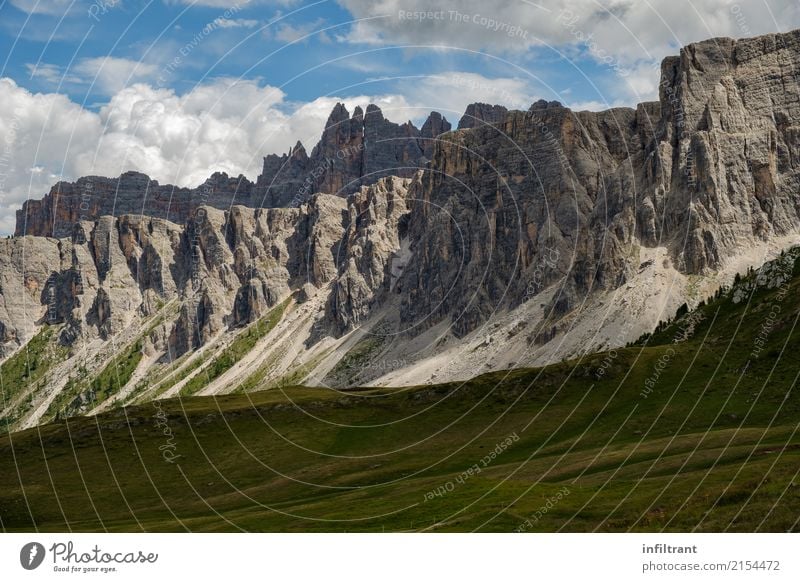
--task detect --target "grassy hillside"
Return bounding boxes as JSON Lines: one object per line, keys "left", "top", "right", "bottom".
{"left": 0, "top": 326, "right": 68, "bottom": 429}
{"left": 44, "top": 340, "right": 143, "bottom": 422}
{"left": 179, "top": 297, "right": 291, "bottom": 397}
{"left": 0, "top": 251, "right": 799, "bottom": 532}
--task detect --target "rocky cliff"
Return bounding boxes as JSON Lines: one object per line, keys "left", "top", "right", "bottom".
{"left": 4, "top": 29, "right": 800, "bottom": 430}
{"left": 254, "top": 104, "right": 451, "bottom": 207}
{"left": 397, "top": 29, "right": 800, "bottom": 339}
{"left": 16, "top": 106, "right": 451, "bottom": 238}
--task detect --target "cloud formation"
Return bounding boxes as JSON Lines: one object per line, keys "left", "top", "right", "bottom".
{"left": 340, "top": 0, "right": 800, "bottom": 61}
{"left": 339, "top": 0, "right": 800, "bottom": 103}
{"left": 0, "top": 69, "right": 548, "bottom": 234}
{"left": 26, "top": 57, "right": 159, "bottom": 96}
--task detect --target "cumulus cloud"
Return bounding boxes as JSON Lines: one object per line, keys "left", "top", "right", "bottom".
{"left": 0, "top": 77, "right": 454, "bottom": 234}
{"left": 0, "top": 78, "right": 102, "bottom": 235}
{"left": 0, "top": 77, "right": 304, "bottom": 224}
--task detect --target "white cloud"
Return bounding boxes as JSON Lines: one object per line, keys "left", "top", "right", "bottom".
{"left": 339, "top": 0, "right": 800, "bottom": 101}
{"left": 26, "top": 63, "right": 70, "bottom": 85}
{"left": 404, "top": 72, "right": 534, "bottom": 118}
{"left": 620, "top": 61, "right": 663, "bottom": 104}
{"left": 0, "top": 78, "right": 103, "bottom": 235}
{"left": 271, "top": 17, "right": 326, "bottom": 43}
{"left": 73, "top": 57, "right": 159, "bottom": 95}
{"left": 0, "top": 77, "right": 445, "bottom": 235}
{"left": 9, "top": 0, "right": 79, "bottom": 16}
{"left": 213, "top": 17, "right": 260, "bottom": 29}
{"left": 169, "top": 0, "right": 294, "bottom": 8}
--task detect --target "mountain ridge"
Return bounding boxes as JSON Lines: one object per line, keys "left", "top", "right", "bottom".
{"left": 15, "top": 105, "right": 452, "bottom": 238}
{"left": 3, "top": 28, "right": 800, "bottom": 430}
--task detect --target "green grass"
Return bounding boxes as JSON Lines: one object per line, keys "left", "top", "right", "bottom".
{"left": 0, "top": 326, "right": 67, "bottom": 427}
{"left": 179, "top": 297, "right": 291, "bottom": 396}
{"left": 44, "top": 340, "right": 143, "bottom": 421}
{"left": 1, "top": 253, "right": 799, "bottom": 532}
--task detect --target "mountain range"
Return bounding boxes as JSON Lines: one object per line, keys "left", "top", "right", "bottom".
{"left": 3, "top": 28, "right": 800, "bottom": 432}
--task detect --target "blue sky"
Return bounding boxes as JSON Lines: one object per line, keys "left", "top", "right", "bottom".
{"left": 0, "top": 0, "right": 798, "bottom": 233}
{"left": 1, "top": 0, "right": 633, "bottom": 114}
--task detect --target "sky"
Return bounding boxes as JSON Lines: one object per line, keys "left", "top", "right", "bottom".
{"left": 0, "top": 0, "right": 798, "bottom": 234}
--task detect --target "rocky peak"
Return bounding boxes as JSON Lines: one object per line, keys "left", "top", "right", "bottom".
{"left": 457, "top": 102, "right": 510, "bottom": 129}
{"left": 364, "top": 103, "right": 384, "bottom": 123}
{"left": 290, "top": 141, "right": 307, "bottom": 160}
{"left": 325, "top": 102, "right": 351, "bottom": 129}
{"left": 529, "top": 99, "right": 563, "bottom": 111}
{"left": 420, "top": 111, "right": 452, "bottom": 159}
{"left": 420, "top": 111, "right": 451, "bottom": 137}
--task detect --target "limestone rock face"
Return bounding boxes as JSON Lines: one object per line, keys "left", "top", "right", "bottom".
{"left": 0, "top": 236, "right": 74, "bottom": 356}
{"left": 194, "top": 285, "right": 224, "bottom": 347}
{"left": 420, "top": 111, "right": 452, "bottom": 159}
{"left": 16, "top": 171, "right": 254, "bottom": 239}
{"left": 5, "top": 29, "right": 800, "bottom": 417}
{"left": 328, "top": 176, "right": 411, "bottom": 332}
{"left": 232, "top": 279, "right": 269, "bottom": 326}
{"left": 397, "top": 29, "right": 800, "bottom": 336}
{"left": 1, "top": 187, "right": 373, "bottom": 356}
{"left": 87, "top": 287, "right": 112, "bottom": 339}
{"left": 361, "top": 106, "right": 420, "bottom": 185}
{"left": 645, "top": 31, "right": 800, "bottom": 273}
{"left": 255, "top": 142, "right": 312, "bottom": 208}
{"left": 399, "top": 103, "right": 654, "bottom": 336}
{"left": 257, "top": 105, "right": 452, "bottom": 206}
